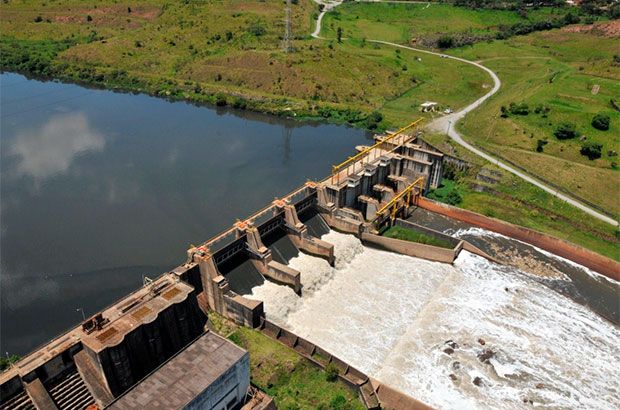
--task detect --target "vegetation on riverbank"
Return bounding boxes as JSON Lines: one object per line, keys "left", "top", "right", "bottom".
{"left": 229, "top": 327, "right": 365, "bottom": 410}
{"left": 206, "top": 310, "right": 364, "bottom": 409}
{"left": 2, "top": 0, "right": 617, "bottom": 258}
{"left": 417, "top": 134, "right": 619, "bottom": 260}
{"left": 383, "top": 226, "right": 454, "bottom": 249}
{"left": 0, "top": 0, "right": 487, "bottom": 130}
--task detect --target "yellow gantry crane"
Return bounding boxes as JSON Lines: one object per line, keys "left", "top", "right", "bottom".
{"left": 372, "top": 176, "right": 425, "bottom": 227}
{"left": 330, "top": 117, "right": 423, "bottom": 184}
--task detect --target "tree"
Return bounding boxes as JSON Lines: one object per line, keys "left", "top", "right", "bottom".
{"left": 554, "top": 122, "right": 578, "bottom": 140}
{"left": 337, "top": 27, "right": 342, "bottom": 43}
{"left": 325, "top": 362, "right": 339, "bottom": 382}
{"left": 127, "top": 7, "right": 132, "bottom": 13}
{"left": 366, "top": 111, "right": 382, "bottom": 130}
{"left": 591, "top": 114, "right": 610, "bottom": 131}
{"left": 437, "top": 36, "right": 454, "bottom": 49}
{"left": 580, "top": 141, "right": 602, "bottom": 160}
{"left": 536, "top": 139, "right": 548, "bottom": 152}
{"left": 87, "top": 15, "right": 93, "bottom": 22}
{"left": 248, "top": 23, "right": 266, "bottom": 36}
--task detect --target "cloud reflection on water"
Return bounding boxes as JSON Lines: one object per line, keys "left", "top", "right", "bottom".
{"left": 8, "top": 112, "right": 104, "bottom": 180}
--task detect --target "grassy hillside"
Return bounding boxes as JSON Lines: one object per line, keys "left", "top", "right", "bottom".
{"left": 0, "top": 0, "right": 487, "bottom": 128}
{"left": 451, "top": 27, "right": 619, "bottom": 216}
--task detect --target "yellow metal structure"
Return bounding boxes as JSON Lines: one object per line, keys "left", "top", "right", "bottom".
{"left": 373, "top": 177, "right": 424, "bottom": 225}
{"left": 330, "top": 117, "right": 423, "bottom": 184}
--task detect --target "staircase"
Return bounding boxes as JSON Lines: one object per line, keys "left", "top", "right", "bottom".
{"left": 47, "top": 370, "right": 95, "bottom": 410}
{"left": 0, "top": 390, "right": 35, "bottom": 410}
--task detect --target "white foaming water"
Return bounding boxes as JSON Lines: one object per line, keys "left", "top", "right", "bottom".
{"left": 245, "top": 231, "right": 620, "bottom": 410}
{"left": 451, "top": 226, "right": 618, "bottom": 284}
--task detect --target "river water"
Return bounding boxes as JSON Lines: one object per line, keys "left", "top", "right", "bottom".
{"left": 246, "top": 230, "right": 620, "bottom": 410}
{"left": 0, "top": 72, "right": 371, "bottom": 355}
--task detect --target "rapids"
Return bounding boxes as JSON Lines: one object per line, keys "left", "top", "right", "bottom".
{"left": 245, "top": 230, "right": 620, "bottom": 410}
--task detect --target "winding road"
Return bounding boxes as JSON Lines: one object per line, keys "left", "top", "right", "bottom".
{"left": 311, "top": 0, "right": 618, "bottom": 226}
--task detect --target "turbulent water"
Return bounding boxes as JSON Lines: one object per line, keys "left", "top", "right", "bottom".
{"left": 245, "top": 231, "right": 620, "bottom": 410}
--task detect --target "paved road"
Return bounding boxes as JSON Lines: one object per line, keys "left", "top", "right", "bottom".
{"left": 312, "top": 4, "right": 618, "bottom": 226}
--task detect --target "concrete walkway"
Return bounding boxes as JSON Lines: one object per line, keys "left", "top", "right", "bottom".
{"left": 310, "top": 2, "right": 618, "bottom": 226}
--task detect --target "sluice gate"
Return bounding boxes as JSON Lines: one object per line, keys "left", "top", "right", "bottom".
{"left": 1, "top": 118, "right": 443, "bottom": 410}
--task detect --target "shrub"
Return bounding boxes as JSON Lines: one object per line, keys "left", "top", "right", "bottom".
{"left": 580, "top": 141, "right": 602, "bottom": 160}
{"left": 215, "top": 94, "right": 227, "bottom": 106}
{"left": 554, "top": 122, "right": 577, "bottom": 140}
{"left": 325, "top": 362, "right": 339, "bottom": 382}
{"left": 446, "top": 190, "right": 462, "bottom": 205}
{"left": 248, "top": 23, "right": 266, "bottom": 36}
{"left": 437, "top": 36, "right": 454, "bottom": 49}
{"left": 591, "top": 114, "right": 610, "bottom": 131}
{"left": 366, "top": 111, "right": 382, "bottom": 130}
{"left": 509, "top": 102, "right": 529, "bottom": 115}
{"left": 536, "top": 139, "right": 548, "bottom": 152}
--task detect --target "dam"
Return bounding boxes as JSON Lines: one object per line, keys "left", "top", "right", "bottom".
{"left": 2, "top": 99, "right": 619, "bottom": 410}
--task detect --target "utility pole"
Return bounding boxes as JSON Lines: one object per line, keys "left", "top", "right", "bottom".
{"left": 282, "top": 0, "right": 295, "bottom": 53}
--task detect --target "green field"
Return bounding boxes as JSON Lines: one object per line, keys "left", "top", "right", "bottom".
{"left": 383, "top": 225, "right": 454, "bottom": 248}
{"left": 229, "top": 327, "right": 365, "bottom": 410}
{"left": 321, "top": 2, "right": 564, "bottom": 43}
{"left": 0, "top": 0, "right": 487, "bottom": 128}
{"left": 449, "top": 31, "right": 620, "bottom": 216}
{"left": 206, "top": 310, "right": 364, "bottom": 409}
{"left": 2, "top": 0, "right": 618, "bottom": 258}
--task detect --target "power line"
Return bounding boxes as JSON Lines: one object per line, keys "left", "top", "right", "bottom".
{"left": 282, "top": 0, "right": 295, "bottom": 53}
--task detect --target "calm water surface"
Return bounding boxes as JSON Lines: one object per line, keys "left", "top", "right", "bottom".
{"left": 0, "top": 72, "right": 371, "bottom": 355}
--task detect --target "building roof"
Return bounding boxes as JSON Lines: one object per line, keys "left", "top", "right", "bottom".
{"left": 0, "top": 274, "right": 193, "bottom": 384}
{"left": 107, "top": 331, "right": 247, "bottom": 410}
{"left": 80, "top": 275, "right": 194, "bottom": 353}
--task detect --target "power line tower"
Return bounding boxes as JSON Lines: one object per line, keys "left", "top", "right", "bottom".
{"left": 282, "top": 0, "right": 295, "bottom": 53}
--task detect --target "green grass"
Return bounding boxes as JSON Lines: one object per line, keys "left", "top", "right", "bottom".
{"left": 228, "top": 327, "right": 365, "bottom": 410}
{"left": 321, "top": 3, "right": 562, "bottom": 43}
{"left": 450, "top": 29, "right": 620, "bottom": 216}
{"left": 383, "top": 225, "right": 454, "bottom": 249}
{"left": 0, "top": 0, "right": 485, "bottom": 129}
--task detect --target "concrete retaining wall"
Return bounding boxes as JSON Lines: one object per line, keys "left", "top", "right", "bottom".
{"left": 257, "top": 318, "right": 386, "bottom": 410}
{"left": 361, "top": 232, "right": 460, "bottom": 264}
{"left": 223, "top": 294, "right": 263, "bottom": 328}
{"left": 394, "top": 219, "right": 460, "bottom": 247}
{"left": 266, "top": 261, "right": 301, "bottom": 294}
{"left": 418, "top": 198, "right": 620, "bottom": 281}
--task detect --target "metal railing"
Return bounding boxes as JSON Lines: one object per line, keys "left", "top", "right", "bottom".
{"left": 330, "top": 117, "right": 423, "bottom": 184}
{"left": 372, "top": 177, "right": 424, "bottom": 225}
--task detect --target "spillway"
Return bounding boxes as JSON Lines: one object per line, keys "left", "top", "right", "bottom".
{"left": 244, "top": 230, "right": 620, "bottom": 410}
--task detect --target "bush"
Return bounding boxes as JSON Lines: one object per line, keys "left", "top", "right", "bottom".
{"left": 536, "top": 139, "right": 548, "bottom": 152}
{"left": 248, "top": 23, "right": 266, "bottom": 36}
{"left": 554, "top": 122, "right": 577, "bottom": 140}
{"left": 446, "top": 190, "right": 462, "bottom": 205}
{"left": 366, "top": 111, "right": 382, "bottom": 130}
{"left": 215, "top": 94, "right": 227, "bottom": 106}
{"left": 591, "top": 114, "right": 610, "bottom": 131}
{"left": 437, "top": 36, "right": 454, "bottom": 49}
{"left": 580, "top": 141, "right": 602, "bottom": 160}
{"left": 325, "top": 362, "right": 339, "bottom": 382}
{"left": 509, "top": 102, "right": 529, "bottom": 115}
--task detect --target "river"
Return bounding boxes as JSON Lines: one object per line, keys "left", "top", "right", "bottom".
{"left": 0, "top": 72, "right": 371, "bottom": 355}
{"left": 245, "top": 230, "right": 620, "bottom": 410}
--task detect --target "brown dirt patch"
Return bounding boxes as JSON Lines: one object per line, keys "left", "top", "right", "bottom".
{"left": 562, "top": 20, "right": 620, "bottom": 38}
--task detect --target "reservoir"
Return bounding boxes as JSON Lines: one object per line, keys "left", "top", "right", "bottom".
{"left": 0, "top": 72, "right": 371, "bottom": 355}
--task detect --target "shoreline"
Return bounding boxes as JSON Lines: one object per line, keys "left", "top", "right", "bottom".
{"left": 0, "top": 67, "right": 383, "bottom": 132}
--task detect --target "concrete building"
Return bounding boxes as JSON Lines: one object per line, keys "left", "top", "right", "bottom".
{"left": 107, "top": 331, "right": 250, "bottom": 410}
{"left": 0, "top": 274, "right": 207, "bottom": 410}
